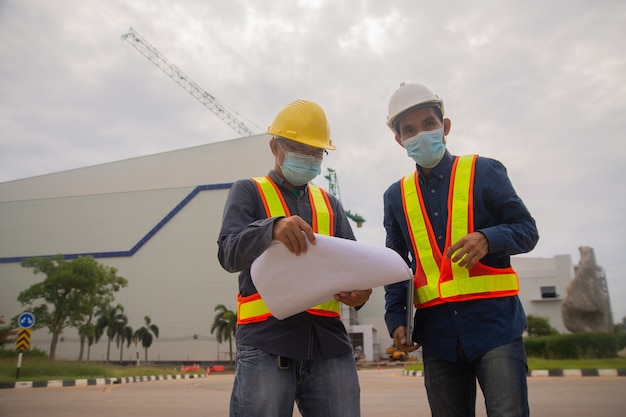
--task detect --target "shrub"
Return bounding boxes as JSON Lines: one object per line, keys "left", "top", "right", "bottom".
{"left": 0, "top": 347, "right": 48, "bottom": 359}
{"left": 615, "top": 332, "right": 626, "bottom": 350}
{"left": 525, "top": 333, "right": 618, "bottom": 359}
{"left": 546, "top": 335, "right": 584, "bottom": 359}
{"left": 526, "top": 315, "right": 559, "bottom": 337}
{"left": 523, "top": 336, "right": 551, "bottom": 358}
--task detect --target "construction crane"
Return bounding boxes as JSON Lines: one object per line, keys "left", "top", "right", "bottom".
{"left": 122, "top": 29, "right": 363, "bottom": 227}
{"left": 121, "top": 27, "right": 256, "bottom": 137}
{"left": 325, "top": 168, "right": 366, "bottom": 228}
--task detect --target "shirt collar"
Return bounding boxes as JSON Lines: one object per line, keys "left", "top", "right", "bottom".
{"left": 268, "top": 170, "right": 307, "bottom": 197}
{"left": 417, "top": 150, "right": 454, "bottom": 182}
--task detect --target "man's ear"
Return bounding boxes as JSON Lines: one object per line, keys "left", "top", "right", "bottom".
{"left": 394, "top": 134, "right": 404, "bottom": 147}
{"left": 443, "top": 118, "right": 451, "bottom": 136}
{"left": 270, "top": 138, "right": 279, "bottom": 156}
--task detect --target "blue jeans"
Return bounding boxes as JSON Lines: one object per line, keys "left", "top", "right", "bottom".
{"left": 424, "top": 338, "right": 529, "bottom": 417}
{"left": 230, "top": 344, "right": 360, "bottom": 417}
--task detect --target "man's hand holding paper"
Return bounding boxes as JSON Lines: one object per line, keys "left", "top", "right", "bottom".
{"left": 334, "top": 289, "right": 373, "bottom": 307}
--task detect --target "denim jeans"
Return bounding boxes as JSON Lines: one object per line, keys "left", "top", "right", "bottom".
{"left": 230, "top": 344, "right": 360, "bottom": 417}
{"left": 424, "top": 338, "right": 529, "bottom": 417}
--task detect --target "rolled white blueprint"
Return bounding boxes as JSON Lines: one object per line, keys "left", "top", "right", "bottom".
{"left": 251, "top": 234, "right": 412, "bottom": 320}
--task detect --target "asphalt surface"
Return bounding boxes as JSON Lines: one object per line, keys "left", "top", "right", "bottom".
{"left": 1, "top": 368, "right": 625, "bottom": 417}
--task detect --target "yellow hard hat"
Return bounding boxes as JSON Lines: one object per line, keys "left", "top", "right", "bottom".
{"left": 267, "top": 99, "right": 336, "bottom": 150}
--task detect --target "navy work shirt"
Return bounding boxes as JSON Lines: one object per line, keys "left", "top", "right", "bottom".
{"left": 217, "top": 170, "right": 356, "bottom": 360}
{"left": 383, "top": 151, "right": 539, "bottom": 362}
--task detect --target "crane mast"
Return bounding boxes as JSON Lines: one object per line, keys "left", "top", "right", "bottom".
{"left": 121, "top": 27, "right": 255, "bottom": 137}
{"left": 325, "top": 168, "right": 366, "bottom": 228}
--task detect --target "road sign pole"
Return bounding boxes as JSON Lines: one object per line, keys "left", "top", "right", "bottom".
{"left": 15, "top": 351, "right": 23, "bottom": 379}
{"left": 16, "top": 312, "right": 35, "bottom": 380}
{"left": 133, "top": 336, "right": 140, "bottom": 366}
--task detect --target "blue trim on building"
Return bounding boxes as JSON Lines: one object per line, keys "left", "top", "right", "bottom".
{"left": 0, "top": 183, "right": 234, "bottom": 264}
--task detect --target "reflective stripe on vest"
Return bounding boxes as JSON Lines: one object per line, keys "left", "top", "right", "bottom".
{"left": 401, "top": 155, "right": 519, "bottom": 308}
{"left": 237, "top": 176, "right": 340, "bottom": 324}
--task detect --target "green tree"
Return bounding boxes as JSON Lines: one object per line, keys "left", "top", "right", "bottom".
{"left": 75, "top": 271, "right": 126, "bottom": 361}
{"left": 134, "top": 316, "right": 159, "bottom": 362}
{"left": 0, "top": 316, "right": 17, "bottom": 348}
{"left": 18, "top": 255, "right": 128, "bottom": 360}
{"left": 526, "top": 314, "right": 559, "bottom": 337}
{"left": 210, "top": 304, "right": 236, "bottom": 362}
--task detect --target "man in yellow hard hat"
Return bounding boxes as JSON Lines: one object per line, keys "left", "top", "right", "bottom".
{"left": 218, "top": 99, "right": 371, "bottom": 417}
{"left": 382, "top": 83, "right": 539, "bottom": 417}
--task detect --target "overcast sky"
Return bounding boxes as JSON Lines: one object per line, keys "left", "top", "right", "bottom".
{"left": 1, "top": 0, "right": 625, "bottom": 322}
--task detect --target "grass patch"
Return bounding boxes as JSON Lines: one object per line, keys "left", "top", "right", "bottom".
{"left": 526, "top": 357, "right": 626, "bottom": 370}
{"left": 404, "top": 357, "right": 626, "bottom": 372}
{"left": 3, "top": 357, "right": 625, "bottom": 383}
{"left": 0, "top": 358, "right": 192, "bottom": 383}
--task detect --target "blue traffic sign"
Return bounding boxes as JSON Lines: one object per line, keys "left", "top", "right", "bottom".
{"left": 18, "top": 312, "right": 35, "bottom": 329}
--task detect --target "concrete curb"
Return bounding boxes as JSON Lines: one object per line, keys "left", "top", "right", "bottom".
{"left": 403, "top": 369, "right": 626, "bottom": 377}
{"left": 0, "top": 373, "right": 206, "bottom": 389}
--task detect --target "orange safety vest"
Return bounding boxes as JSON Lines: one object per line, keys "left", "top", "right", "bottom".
{"left": 401, "top": 154, "right": 520, "bottom": 309}
{"left": 237, "top": 176, "right": 341, "bottom": 324}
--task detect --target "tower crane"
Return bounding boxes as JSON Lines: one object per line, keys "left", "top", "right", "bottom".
{"left": 121, "top": 29, "right": 363, "bottom": 227}
{"left": 121, "top": 27, "right": 256, "bottom": 137}
{"left": 325, "top": 168, "right": 366, "bottom": 228}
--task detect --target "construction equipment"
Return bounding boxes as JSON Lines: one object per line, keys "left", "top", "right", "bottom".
{"left": 325, "top": 168, "right": 366, "bottom": 227}
{"left": 386, "top": 345, "right": 408, "bottom": 361}
{"left": 121, "top": 27, "right": 256, "bottom": 137}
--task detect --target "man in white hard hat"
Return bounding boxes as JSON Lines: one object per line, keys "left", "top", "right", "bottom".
{"left": 218, "top": 99, "right": 371, "bottom": 417}
{"left": 382, "top": 83, "right": 539, "bottom": 417}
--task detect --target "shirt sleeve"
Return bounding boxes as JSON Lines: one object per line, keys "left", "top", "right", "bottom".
{"left": 383, "top": 181, "right": 412, "bottom": 337}
{"left": 473, "top": 157, "right": 539, "bottom": 258}
{"left": 217, "top": 179, "right": 277, "bottom": 273}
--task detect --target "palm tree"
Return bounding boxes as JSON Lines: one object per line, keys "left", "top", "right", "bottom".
{"left": 95, "top": 304, "right": 126, "bottom": 363}
{"left": 78, "top": 322, "right": 95, "bottom": 361}
{"left": 134, "top": 316, "right": 159, "bottom": 362}
{"left": 117, "top": 324, "right": 133, "bottom": 363}
{"left": 210, "top": 304, "right": 237, "bottom": 362}
{"left": 86, "top": 322, "right": 98, "bottom": 361}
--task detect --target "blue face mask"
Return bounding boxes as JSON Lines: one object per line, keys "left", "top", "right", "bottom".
{"left": 281, "top": 152, "right": 322, "bottom": 186}
{"left": 402, "top": 128, "right": 446, "bottom": 168}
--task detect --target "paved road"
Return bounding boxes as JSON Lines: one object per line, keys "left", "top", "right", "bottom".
{"left": 1, "top": 369, "right": 625, "bottom": 417}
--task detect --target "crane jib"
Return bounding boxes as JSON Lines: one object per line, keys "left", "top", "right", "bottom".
{"left": 121, "top": 27, "right": 256, "bottom": 137}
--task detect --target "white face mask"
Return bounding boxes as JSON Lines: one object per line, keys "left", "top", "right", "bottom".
{"left": 401, "top": 128, "right": 446, "bottom": 168}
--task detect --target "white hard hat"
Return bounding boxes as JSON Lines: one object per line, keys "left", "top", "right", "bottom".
{"left": 386, "top": 83, "right": 445, "bottom": 133}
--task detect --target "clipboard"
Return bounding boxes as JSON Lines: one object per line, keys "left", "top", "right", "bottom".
{"left": 405, "top": 275, "right": 414, "bottom": 344}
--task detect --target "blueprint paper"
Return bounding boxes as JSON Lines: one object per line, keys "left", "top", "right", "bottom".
{"left": 251, "top": 234, "right": 412, "bottom": 320}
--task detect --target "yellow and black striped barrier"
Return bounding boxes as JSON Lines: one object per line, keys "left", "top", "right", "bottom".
{"left": 16, "top": 328, "right": 31, "bottom": 351}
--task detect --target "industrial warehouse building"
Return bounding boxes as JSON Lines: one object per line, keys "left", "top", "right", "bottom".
{"left": 1, "top": 135, "right": 575, "bottom": 363}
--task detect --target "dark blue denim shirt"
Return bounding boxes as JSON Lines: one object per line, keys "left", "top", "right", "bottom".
{"left": 217, "top": 170, "right": 356, "bottom": 360}
{"left": 383, "top": 151, "right": 539, "bottom": 362}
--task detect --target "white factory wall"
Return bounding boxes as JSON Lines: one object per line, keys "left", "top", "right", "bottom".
{"left": 1, "top": 135, "right": 575, "bottom": 362}
{"left": 1, "top": 135, "right": 273, "bottom": 362}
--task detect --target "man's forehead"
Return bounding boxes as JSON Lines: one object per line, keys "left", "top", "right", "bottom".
{"left": 280, "top": 137, "right": 317, "bottom": 149}
{"left": 399, "top": 106, "right": 439, "bottom": 125}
